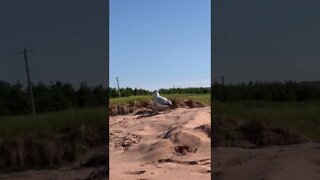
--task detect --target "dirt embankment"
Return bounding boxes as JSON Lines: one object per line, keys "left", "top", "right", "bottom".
{"left": 213, "top": 116, "right": 309, "bottom": 148}
{"left": 0, "top": 127, "right": 106, "bottom": 172}
{"left": 0, "top": 126, "right": 108, "bottom": 180}
{"left": 0, "top": 145, "right": 108, "bottom": 180}
{"left": 109, "top": 98, "right": 206, "bottom": 116}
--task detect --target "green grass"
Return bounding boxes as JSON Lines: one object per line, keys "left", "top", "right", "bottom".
{"left": 109, "top": 93, "right": 211, "bottom": 106}
{"left": 214, "top": 101, "right": 320, "bottom": 140}
{"left": 0, "top": 107, "right": 106, "bottom": 138}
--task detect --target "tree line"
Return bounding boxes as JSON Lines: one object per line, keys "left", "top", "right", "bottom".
{"left": 212, "top": 81, "right": 320, "bottom": 102}
{"left": 108, "top": 87, "right": 211, "bottom": 98}
{"left": 1, "top": 81, "right": 212, "bottom": 116}
{"left": 0, "top": 81, "right": 108, "bottom": 116}
{"left": 108, "top": 87, "right": 150, "bottom": 98}
{"left": 1, "top": 80, "right": 319, "bottom": 116}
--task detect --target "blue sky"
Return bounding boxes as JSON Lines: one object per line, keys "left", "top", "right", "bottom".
{"left": 213, "top": 0, "right": 320, "bottom": 84}
{"left": 0, "top": 0, "right": 107, "bottom": 88}
{"left": 110, "top": 0, "right": 211, "bottom": 90}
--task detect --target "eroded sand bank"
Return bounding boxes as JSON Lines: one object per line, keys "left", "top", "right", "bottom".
{"left": 109, "top": 107, "right": 211, "bottom": 180}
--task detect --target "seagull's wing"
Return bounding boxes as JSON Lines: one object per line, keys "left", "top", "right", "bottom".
{"left": 156, "top": 96, "right": 172, "bottom": 106}
{"left": 160, "top": 96, "right": 168, "bottom": 101}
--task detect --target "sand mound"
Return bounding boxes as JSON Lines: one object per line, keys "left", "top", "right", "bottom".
{"left": 109, "top": 107, "right": 211, "bottom": 180}
{"left": 174, "top": 145, "right": 198, "bottom": 156}
{"left": 194, "top": 124, "right": 211, "bottom": 138}
{"left": 115, "top": 133, "right": 141, "bottom": 151}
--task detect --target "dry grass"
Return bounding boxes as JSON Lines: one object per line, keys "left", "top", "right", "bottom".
{"left": 0, "top": 107, "right": 107, "bottom": 171}
{"left": 214, "top": 101, "right": 320, "bottom": 141}
{"left": 109, "top": 93, "right": 211, "bottom": 106}
{"left": 109, "top": 95, "right": 209, "bottom": 116}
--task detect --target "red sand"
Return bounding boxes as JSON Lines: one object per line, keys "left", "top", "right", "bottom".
{"left": 109, "top": 107, "right": 211, "bottom": 180}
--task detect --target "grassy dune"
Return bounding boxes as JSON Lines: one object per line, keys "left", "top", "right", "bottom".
{"left": 109, "top": 93, "right": 211, "bottom": 106}
{"left": 214, "top": 101, "right": 320, "bottom": 141}
{"left": 110, "top": 96, "right": 319, "bottom": 140}
{"left": 0, "top": 107, "right": 107, "bottom": 170}
{"left": 0, "top": 107, "right": 106, "bottom": 138}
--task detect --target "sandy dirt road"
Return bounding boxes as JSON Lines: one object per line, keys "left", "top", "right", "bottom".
{"left": 214, "top": 143, "right": 320, "bottom": 180}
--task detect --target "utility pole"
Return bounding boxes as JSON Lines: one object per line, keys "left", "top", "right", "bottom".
{"left": 220, "top": 76, "right": 225, "bottom": 86}
{"left": 116, "top": 77, "right": 121, "bottom": 98}
{"left": 24, "top": 48, "right": 36, "bottom": 115}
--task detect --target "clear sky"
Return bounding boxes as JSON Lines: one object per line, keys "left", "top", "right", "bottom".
{"left": 0, "top": 0, "right": 107, "bottom": 88}
{"left": 110, "top": 0, "right": 211, "bottom": 90}
{"left": 213, "top": 0, "right": 320, "bottom": 84}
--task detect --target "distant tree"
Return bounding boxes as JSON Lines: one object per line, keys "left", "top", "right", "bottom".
{"left": 93, "top": 85, "right": 108, "bottom": 106}
{"left": 76, "top": 82, "right": 96, "bottom": 107}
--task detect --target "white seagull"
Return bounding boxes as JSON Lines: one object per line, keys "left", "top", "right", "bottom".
{"left": 152, "top": 90, "right": 172, "bottom": 112}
